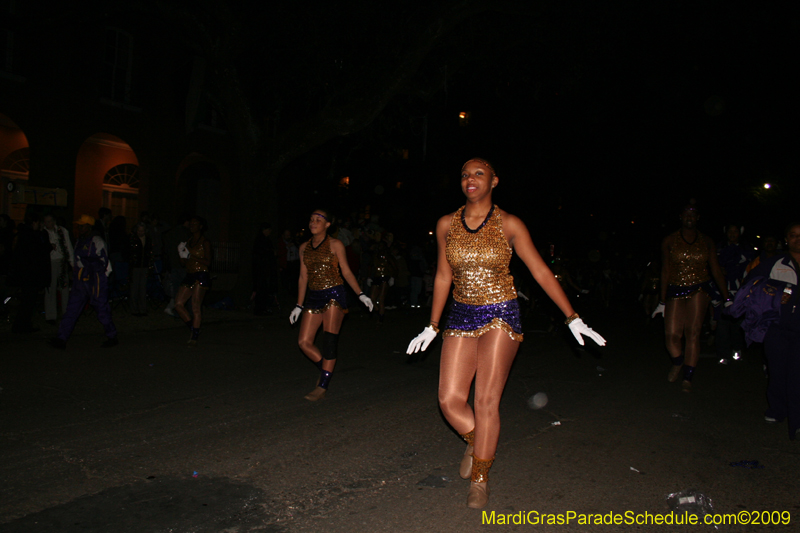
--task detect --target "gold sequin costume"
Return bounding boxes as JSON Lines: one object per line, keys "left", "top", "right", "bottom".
{"left": 444, "top": 205, "right": 522, "bottom": 342}
{"left": 667, "top": 230, "right": 710, "bottom": 299}
{"left": 371, "top": 244, "right": 393, "bottom": 281}
{"left": 182, "top": 238, "right": 212, "bottom": 289}
{"left": 303, "top": 235, "right": 348, "bottom": 313}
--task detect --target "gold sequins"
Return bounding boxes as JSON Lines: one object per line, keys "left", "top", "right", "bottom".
{"left": 667, "top": 231, "right": 710, "bottom": 287}
{"left": 471, "top": 456, "right": 495, "bottom": 484}
{"left": 446, "top": 206, "right": 517, "bottom": 306}
{"left": 304, "top": 236, "right": 344, "bottom": 291}
{"left": 444, "top": 318, "right": 523, "bottom": 342}
{"left": 186, "top": 239, "right": 209, "bottom": 274}
{"left": 305, "top": 300, "right": 347, "bottom": 314}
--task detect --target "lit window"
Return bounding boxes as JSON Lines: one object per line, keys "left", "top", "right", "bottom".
{"left": 103, "top": 163, "right": 139, "bottom": 220}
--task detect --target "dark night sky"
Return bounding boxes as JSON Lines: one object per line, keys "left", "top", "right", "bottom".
{"left": 253, "top": 1, "right": 793, "bottom": 258}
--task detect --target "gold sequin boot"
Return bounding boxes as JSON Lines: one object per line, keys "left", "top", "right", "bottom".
{"left": 459, "top": 430, "right": 475, "bottom": 479}
{"left": 467, "top": 455, "right": 494, "bottom": 509}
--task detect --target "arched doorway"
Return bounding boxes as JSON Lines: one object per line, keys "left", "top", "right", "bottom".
{"left": 0, "top": 113, "right": 30, "bottom": 221}
{"left": 75, "top": 133, "right": 139, "bottom": 223}
{"left": 103, "top": 163, "right": 140, "bottom": 226}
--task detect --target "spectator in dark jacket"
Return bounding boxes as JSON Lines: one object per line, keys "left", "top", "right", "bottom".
{"left": 129, "top": 222, "right": 153, "bottom": 316}
{"left": 11, "top": 212, "right": 51, "bottom": 333}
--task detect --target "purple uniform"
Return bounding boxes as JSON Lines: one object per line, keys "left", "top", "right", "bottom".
{"left": 57, "top": 235, "right": 117, "bottom": 340}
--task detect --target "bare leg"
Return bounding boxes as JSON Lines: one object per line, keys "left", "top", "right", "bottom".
{"left": 298, "top": 311, "right": 324, "bottom": 364}
{"left": 439, "top": 336, "right": 479, "bottom": 435}
{"left": 174, "top": 285, "right": 193, "bottom": 323}
{"left": 683, "top": 291, "right": 710, "bottom": 368}
{"left": 473, "top": 329, "right": 519, "bottom": 460}
{"left": 378, "top": 283, "right": 387, "bottom": 316}
{"left": 191, "top": 285, "right": 207, "bottom": 328}
{"left": 664, "top": 298, "right": 688, "bottom": 360}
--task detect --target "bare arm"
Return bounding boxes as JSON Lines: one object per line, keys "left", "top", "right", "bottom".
{"left": 195, "top": 239, "right": 212, "bottom": 267}
{"left": 504, "top": 213, "right": 575, "bottom": 318}
{"left": 705, "top": 235, "right": 730, "bottom": 301}
{"left": 659, "top": 236, "right": 671, "bottom": 303}
{"left": 331, "top": 238, "right": 363, "bottom": 295}
{"left": 296, "top": 242, "right": 308, "bottom": 306}
{"left": 429, "top": 214, "right": 454, "bottom": 327}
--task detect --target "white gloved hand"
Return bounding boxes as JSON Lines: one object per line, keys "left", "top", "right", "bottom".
{"left": 568, "top": 318, "right": 607, "bottom": 347}
{"left": 406, "top": 326, "right": 438, "bottom": 354}
{"left": 723, "top": 300, "right": 733, "bottom": 308}
{"left": 289, "top": 305, "right": 303, "bottom": 325}
{"left": 651, "top": 302, "right": 665, "bottom": 318}
{"left": 388, "top": 277, "right": 395, "bottom": 287}
{"left": 178, "top": 242, "right": 189, "bottom": 259}
{"left": 359, "top": 293, "right": 374, "bottom": 312}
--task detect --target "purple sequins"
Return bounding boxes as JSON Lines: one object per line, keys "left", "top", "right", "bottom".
{"left": 306, "top": 284, "right": 348, "bottom": 312}
{"left": 445, "top": 298, "right": 523, "bottom": 341}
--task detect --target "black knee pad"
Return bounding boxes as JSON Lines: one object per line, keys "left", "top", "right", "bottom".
{"left": 323, "top": 332, "right": 339, "bottom": 360}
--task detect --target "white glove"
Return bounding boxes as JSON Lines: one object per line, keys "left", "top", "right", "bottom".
{"left": 359, "top": 293, "right": 374, "bottom": 312}
{"left": 568, "top": 318, "right": 606, "bottom": 347}
{"left": 178, "top": 242, "right": 189, "bottom": 259}
{"left": 388, "top": 277, "right": 395, "bottom": 287}
{"left": 289, "top": 305, "right": 303, "bottom": 325}
{"left": 723, "top": 300, "right": 733, "bottom": 308}
{"left": 406, "top": 326, "right": 438, "bottom": 354}
{"left": 651, "top": 302, "right": 665, "bottom": 318}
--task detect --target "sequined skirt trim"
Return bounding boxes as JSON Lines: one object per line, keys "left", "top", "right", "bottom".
{"left": 181, "top": 271, "right": 212, "bottom": 289}
{"left": 444, "top": 299, "right": 523, "bottom": 342}
{"left": 667, "top": 281, "right": 710, "bottom": 300}
{"left": 305, "top": 285, "right": 349, "bottom": 314}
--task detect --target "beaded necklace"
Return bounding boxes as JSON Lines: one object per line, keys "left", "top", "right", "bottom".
{"left": 310, "top": 234, "right": 328, "bottom": 250}
{"left": 461, "top": 205, "right": 495, "bottom": 234}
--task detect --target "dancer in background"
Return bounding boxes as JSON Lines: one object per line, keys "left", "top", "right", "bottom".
{"left": 652, "top": 203, "right": 729, "bottom": 391}
{"left": 290, "top": 209, "right": 373, "bottom": 401}
{"left": 407, "top": 158, "right": 605, "bottom": 509}
{"left": 174, "top": 217, "right": 211, "bottom": 346}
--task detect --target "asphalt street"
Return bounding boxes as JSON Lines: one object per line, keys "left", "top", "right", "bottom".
{"left": 1, "top": 302, "right": 798, "bottom": 532}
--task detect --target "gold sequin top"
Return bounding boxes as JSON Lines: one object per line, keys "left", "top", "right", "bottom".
{"left": 304, "top": 235, "right": 343, "bottom": 291}
{"left": 186, "top": 238, "right": 210, "bottom": 274}
{"left": 667, "top": 231, "right": 710, "bottom": 286}
{"left": 372, "top": 245, "right": 392, "bottom": 277}
{"left": 446, "top": 205, "right": 517, "bottom": 305}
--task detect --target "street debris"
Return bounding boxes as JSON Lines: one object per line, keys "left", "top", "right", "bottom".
{"left": 729, "top": 460, "right": 764, "bottom": 469}
{"left": 666, "top": 489, "right": 715, "bottom": 523}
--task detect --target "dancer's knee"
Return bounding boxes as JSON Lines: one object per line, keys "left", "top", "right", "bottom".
{"left": 298, "top": 337, "right": 314, "bottom": 353}
{"left": 474, "top": 393, "right": 501, "bottom": 417}
{"left": 438, "top": 389, "right": 467, "bottom": 416}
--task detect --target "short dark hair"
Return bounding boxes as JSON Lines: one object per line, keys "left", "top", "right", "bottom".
{"left": 191, "top": 216, "right": 208, "bottom": 233}
{"left": 312, "top": 208, "right": 333, "bottom": 223}
{"left": 98, "top": 207, "right": 112, "bottom": 218}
